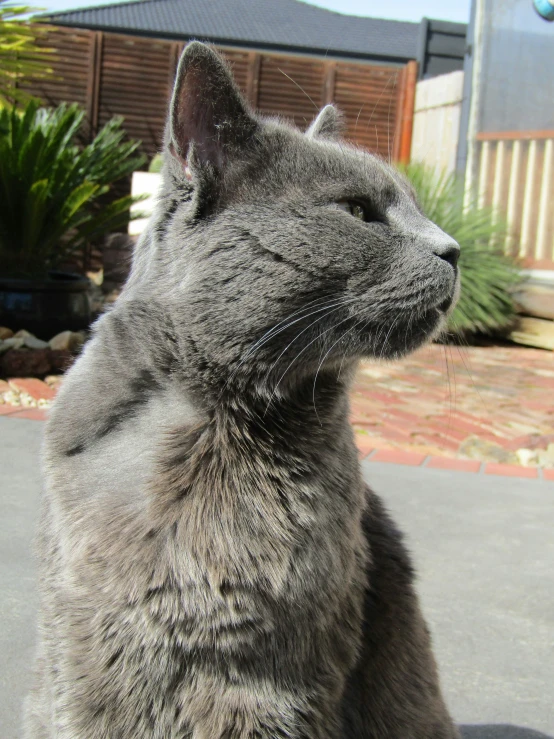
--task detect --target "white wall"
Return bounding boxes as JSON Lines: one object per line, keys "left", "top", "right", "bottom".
{"left": 129, "top": 172, "right": 162, "bottom": 236}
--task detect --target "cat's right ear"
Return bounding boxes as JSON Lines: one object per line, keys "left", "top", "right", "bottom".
{"left": 305, "top": 105, "right": 343, "bottom": 140}
{"left": 169, "top": 42, "right": 259, "bottom": 178}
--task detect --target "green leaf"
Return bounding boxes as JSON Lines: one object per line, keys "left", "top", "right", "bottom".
{"left": 0, "top": 96, "right": 146, "bottom": 277}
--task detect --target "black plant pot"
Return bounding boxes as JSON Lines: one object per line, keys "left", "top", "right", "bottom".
{"left": 0, "top": 271, "right": 91, "bottom": 340}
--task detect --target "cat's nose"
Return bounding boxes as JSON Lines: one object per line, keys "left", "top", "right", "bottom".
{"left": 433, "top": 239, "right": 460, "bottom": 269}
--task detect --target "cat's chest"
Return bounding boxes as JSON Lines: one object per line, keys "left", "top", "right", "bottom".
{"left": 134, "top": 456, "right": 367, "bottom": 656}
{"left": 130, "top": 412, "right": 365, "bottom": 621}
{"left": 155, "top": 434, "right": 361, "bottom": 591}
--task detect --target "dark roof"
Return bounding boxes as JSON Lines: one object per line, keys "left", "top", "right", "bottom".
{"left": 44, "top": 0, "right": 421, "bottom": 62}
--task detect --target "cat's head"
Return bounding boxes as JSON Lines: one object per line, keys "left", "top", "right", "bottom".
{"left": 145, "top": 42, "right": 459, "bottom": 390}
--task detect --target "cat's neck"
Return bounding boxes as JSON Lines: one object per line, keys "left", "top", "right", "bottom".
{"left": 212, "top": 368, "right": 354, "bottom": 443}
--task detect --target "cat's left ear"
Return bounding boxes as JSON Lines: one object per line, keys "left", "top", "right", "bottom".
{"left": 169, "top": 42, "right": 259, "bottom": 176}
{"left": 305, "top": 105, "right": 343, "bottom": 140}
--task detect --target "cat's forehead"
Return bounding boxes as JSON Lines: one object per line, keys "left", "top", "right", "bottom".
{"left": 248, "top": 125, "right": 409, "bottom": 204}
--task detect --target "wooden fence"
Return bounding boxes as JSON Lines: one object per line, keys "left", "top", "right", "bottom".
{"left": 20, "top": 25, "right": 417, "bottom": 163}
{"left": 411, "top": 70, "right": 463, "bottom": 174}
{"left": 475, "top": 131, "right": 554, "bottom": 266}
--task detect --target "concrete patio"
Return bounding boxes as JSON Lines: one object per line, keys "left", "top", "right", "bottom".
{"left": 1, "top": 417, "right": 553, "bottom": 738}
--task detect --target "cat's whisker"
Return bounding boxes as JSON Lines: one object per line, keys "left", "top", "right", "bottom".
{"left": 363, "top": 72, "right": 396, "bottom": 153}
{"left": 454, "top": 341, "right": 488, "bottom": 411}
{"left": 242, "top": 295, "right": 354, "bottom": 361}
{"left": 448, "top": 344, "right": 458, "bottom": 422}
{"left": 386, "top": 83, "right": 394, "bottom": 164}
{"left": 355, "top": 103, "right": 366, "bottom": 136}
{"left": 377, "top": 313, "right": 402, "bottom": 362}
{"left": 262, "top": 300, "right": 360, "bottom": 396}
{"left": 243, "top": 296, "right": 359, "bottom": 367}
{"left": 312, "top": 313, "right": 370, "bottom": 424}
{"left": 443, "top": 344, "right": 453, "bottom": 432}
{"left": 277, "top": 69, "right": 319, "bottom": 110}
{"left": 220, "top": 296, "right": 356, "bottom": 396}
{"left": 264, "top": 307, "right": 361, "bottom": 417}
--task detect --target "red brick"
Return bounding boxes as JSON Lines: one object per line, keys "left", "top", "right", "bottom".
{"left": 8, "top": 378, "right": 56, "bottom": 401}
{"left": 10, "top": 408, "right": 48, "bottom": 421}
{"left": 542, "top": 468, "right": 554, "bottom": 481}
{"left": 379, "top": 428, "right": 418, "bottom": 444}
{"left": 379, "top": 420, "right": 419, "bottom": 439}
{"left": 410, "top": 434, "right": 461, "bottom": 453}
{"left": 484, "top": 463, "right": 539, "bottom": 479}
{"left": 355, "top": 435, "right": 375, "bottom": 459}
{"left": 424, "top": 423, "right": 468, "bottom": 443}
{"left": 0, "top": 404, "right": 19, "bottom": 415}
{"left": 354, "top": 434, "right": 404, "bottom": 451}
{"left": 0, "top": 379, "right": 10, "bottom": 394}
{"left": 426, "top": 457, "right": 481, "bottom": 473}
{"left": 370, "top": 450, "right": 427, "bottom": 466}
{"left": 432, "top": 414, "right": 492, "bottom": 437}
{"left": 384, "top": 408, "right": 425, "bottom": 425}
{"left": 364, "top": 392, "right": 402, "bottom": 404}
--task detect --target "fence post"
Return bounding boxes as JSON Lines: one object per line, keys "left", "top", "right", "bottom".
{"left": 246, "top": 52, "right": 261, "bottom": 108}
{"left": 168, "top": 42, "right": 182, "bottom": 94}
{"left": 86, "top": 31, "right": 103, "bottom": 139}
{"left": 322, "top": 61, "right": 336, "bottom": 105}
{"left": 397, "top": 60, "right": 418, "bottom": 164}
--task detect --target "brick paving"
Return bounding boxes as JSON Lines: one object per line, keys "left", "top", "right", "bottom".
{"left": 351, "top": 343, "right": 554, "bottom": 470}
{"left": 0, "top": 343, "right": 553, "bottom": 474}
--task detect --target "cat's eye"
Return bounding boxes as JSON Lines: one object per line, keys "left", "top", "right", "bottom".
{"left": 335, "top": 201, "right": 366, "bottom": 220}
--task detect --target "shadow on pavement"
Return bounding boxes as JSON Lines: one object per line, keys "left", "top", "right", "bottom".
{"left": 461, "top": 726, "right": 553, "bottom": 738}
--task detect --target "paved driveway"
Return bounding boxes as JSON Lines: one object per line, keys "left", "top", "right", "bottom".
{"left": 1, "top": 417, "right": 553, "bottom": 738}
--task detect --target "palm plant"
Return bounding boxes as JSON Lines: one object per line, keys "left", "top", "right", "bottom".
{"left": 403, "top": 162, "right": 521, "bottom": 335}
{"left": 0, "top": 1, "right": 52, "bottom": 106}
{"left": 0, "top": 100, "right": 146, "bottom": 277}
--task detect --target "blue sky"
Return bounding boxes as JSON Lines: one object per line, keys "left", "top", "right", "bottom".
{"left": 39, "top": 0, "right": 472, "bottom": 24}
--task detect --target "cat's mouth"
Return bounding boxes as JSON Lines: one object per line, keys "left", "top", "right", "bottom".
{"left": 350, "top": 286, "right": 458, "bottom": 361}
{"left": 435, "top": 271, "right": 460, "bottom": 316}
{"left": 437, "top": 295, "right": 454, "bottom": 313}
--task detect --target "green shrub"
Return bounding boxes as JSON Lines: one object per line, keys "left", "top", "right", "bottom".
{"left": 0, "top": 1, "right": 53, "bottom": 106}
{"left": 0, "top": 100, "right": 146, "bottom": 277}
{"left": 403, "top": 162, "right": 521, "bottom": 335}
{"left": 148, "top": 153, "right": 163, "bottom": 173}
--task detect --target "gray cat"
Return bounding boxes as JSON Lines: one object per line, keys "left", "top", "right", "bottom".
{"left": 24, "top": 42, "right": 462, "bottom": 738}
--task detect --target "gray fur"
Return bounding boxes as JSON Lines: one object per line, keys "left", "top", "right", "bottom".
{"left": 25, "top": 42, "right": 461, "bottom": 738}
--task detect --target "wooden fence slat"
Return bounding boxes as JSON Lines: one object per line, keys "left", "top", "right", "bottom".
{"left": 506, "top": 140, "right": 522, "bottom": 253}
{"left": 520, "top": 139, "right": 538, "bottom": 257}
{"left": 491, "top": 140, "right": 505, "bottom": 224}
{"left": 477, "top": 141, "right": 490, "bottom": 210}
{"left": 245, "top": 52, "right": 261, "bottom": 107}
{"left": 26, "top": 24, "right": 413, "bottom": 162}
{"left": 398, "top": 60, "right": 418, "bottom": 164}
{"left": 536, "top": 138, "right": 553, "bottom": 261}
{"left": 322, "top": 61, "right": 336, "bottom": 106}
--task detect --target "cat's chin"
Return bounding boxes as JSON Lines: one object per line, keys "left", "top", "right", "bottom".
{"left": 357, "top": 308, "right": 446, "bottom": 362}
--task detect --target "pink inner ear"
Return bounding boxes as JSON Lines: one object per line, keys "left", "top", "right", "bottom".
{"left": 168, "top": 142, "right": 193, "bottom": 180}
{"left": 169, "top": 141, "right": 186, "bottom": 165}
